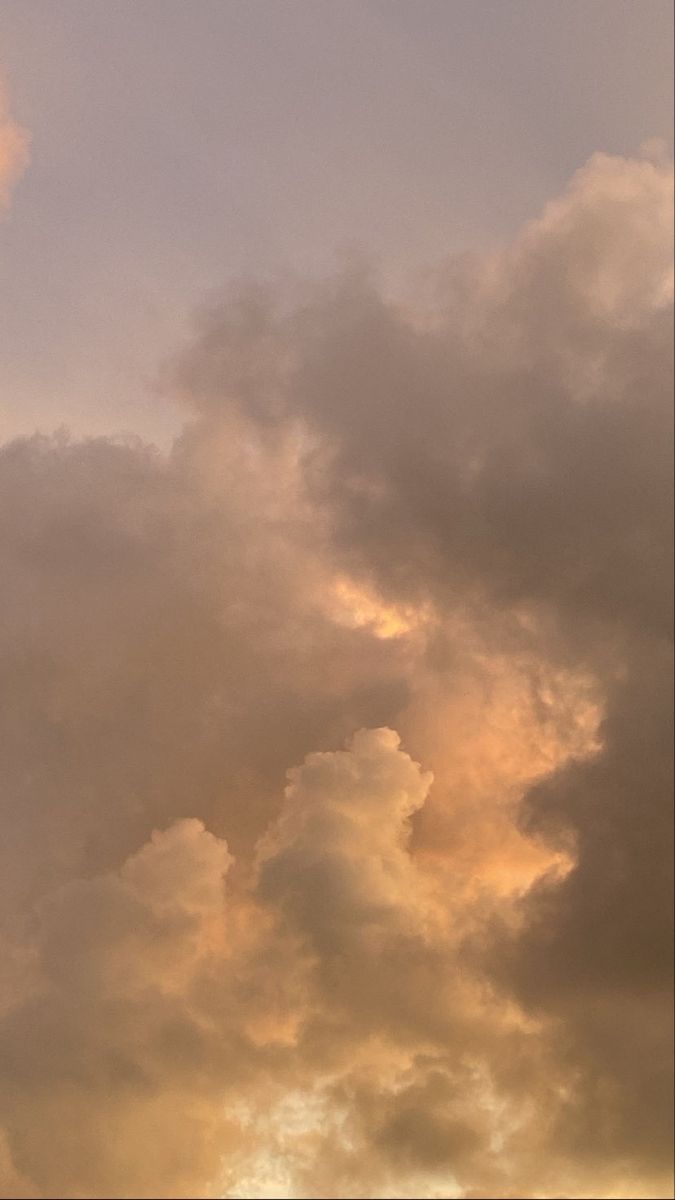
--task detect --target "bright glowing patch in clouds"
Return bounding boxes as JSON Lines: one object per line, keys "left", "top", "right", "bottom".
{"left": 0, "top": 147, "right": 672, "bottom": 1199}
{"left": 324, "top": 575, "right": 432, "bottom": 639}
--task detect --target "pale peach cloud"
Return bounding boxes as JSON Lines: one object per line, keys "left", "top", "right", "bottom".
{"left": 0, "top": 87, "right": 29, "bottom": 214}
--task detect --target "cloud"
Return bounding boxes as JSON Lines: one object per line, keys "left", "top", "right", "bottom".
{"left": 0, "top": 149, "right": 672, "bottom": 1198}
{"left": 0, "top": 819, "right": 236, "bottom": 1199}
{"left": 256, "top": 727, "right": 433, "bottom": 944}
{"left": 0, "top": 87, "right": 29, "bottom": 214}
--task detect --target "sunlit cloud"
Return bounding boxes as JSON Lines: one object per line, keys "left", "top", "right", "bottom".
{"left": 0, "top": 86, "right": 29, "bottom": 214}
{"left": 0, "top": 145, "right": 671, "bottom": 1199}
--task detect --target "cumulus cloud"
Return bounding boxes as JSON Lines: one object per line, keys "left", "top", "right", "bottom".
{"left": 0, "top": 148, "right": 672, "bottom": 1198}
{"left": 257, "top": 728, "right": 433, "bottom": 943}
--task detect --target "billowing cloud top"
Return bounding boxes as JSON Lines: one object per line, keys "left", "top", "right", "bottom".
{"left": 0, "top": 148, "right": 672, "bottom": 1199}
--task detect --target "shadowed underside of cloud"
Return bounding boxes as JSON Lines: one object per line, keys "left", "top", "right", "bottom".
{"left": 0, "top": 149, "right": 672, "bottom": 1199}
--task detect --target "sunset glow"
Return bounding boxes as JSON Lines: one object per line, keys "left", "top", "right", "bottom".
{"left": 0, "top": 3, "right": 672, "bottom": 1198}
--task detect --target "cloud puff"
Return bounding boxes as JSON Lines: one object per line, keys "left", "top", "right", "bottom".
{"left": 0, "top": 149, "right": 672, "bottom": 1198}
{"left": 257, "top": 727, "right": 433, "bottom": 943}
{"left": 0, "top": 820, "right": 235, "bottom": 1199}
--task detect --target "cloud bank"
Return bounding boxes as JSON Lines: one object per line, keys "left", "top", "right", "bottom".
{"left": 0, "top": 148, "right": 672, "bottom": 1198}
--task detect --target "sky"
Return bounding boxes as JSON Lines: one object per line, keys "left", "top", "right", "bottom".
{"left": 0, "top": 4, "right": 673, "bottom": 1199}
{"left": 1, "top": 0, "right": 673, "bottom": 442}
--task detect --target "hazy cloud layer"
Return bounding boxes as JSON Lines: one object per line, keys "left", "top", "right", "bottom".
{"left": 0, "top": 149, "right": 672, "bottom": 1198}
